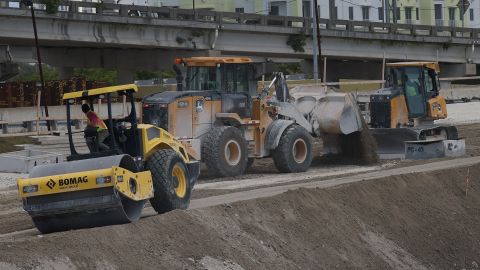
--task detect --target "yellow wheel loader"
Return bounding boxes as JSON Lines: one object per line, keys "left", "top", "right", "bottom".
{"left": 143, "top": 57, "right": 375, "bottom": 177}
{"left": 17, "top": 85, "right": 200, "bottom": 233}
{"left": 369, "top": 62, "right": 462, "bottom": 158}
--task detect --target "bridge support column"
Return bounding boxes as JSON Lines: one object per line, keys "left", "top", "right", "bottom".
{"left": 117, "top": 68, "right": 135, "bottom": 84}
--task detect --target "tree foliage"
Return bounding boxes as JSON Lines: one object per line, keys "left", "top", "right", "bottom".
{"left": 276, "top": 63, "right": 302, "bottom": 75}
{"left": 73, "top": 68, "right": 117, "bottom": 84}
{"left": 134, "top": 69, "right": 176, "bottom": 80}
{"left": 10, "top": 63, "right": 59, "bottom": 82}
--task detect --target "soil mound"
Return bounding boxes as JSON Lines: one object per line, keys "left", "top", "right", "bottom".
{"left": 0, "top": 166, "right": 479, "bottom": 269}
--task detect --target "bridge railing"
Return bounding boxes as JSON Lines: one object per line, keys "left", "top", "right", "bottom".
{"left": 1, "top": 0, "right": 479, "bottom": 38}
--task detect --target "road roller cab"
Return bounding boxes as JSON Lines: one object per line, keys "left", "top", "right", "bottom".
{"left": 17, "top": 85, "right": 200, "bottom": 233}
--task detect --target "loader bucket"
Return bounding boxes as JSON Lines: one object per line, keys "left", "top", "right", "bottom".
{"left": 17, "top": 155, "right": 153, "bottom": 233}
{"left": 313, "top": 92, "right": 363, "bottom": 135}
{"left": 289, "top": 85, "right": 377, "bottom": 163}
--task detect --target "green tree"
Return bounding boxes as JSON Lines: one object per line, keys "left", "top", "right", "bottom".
{"left": 10, "top": 63, "right": 59, "bottom": 82}
{"left": 73, "top": 68, "right": 117, "bottom": 84}
{"left": 134, "top": 69, "right": 176, "bottom": 80}
{"left": 276, "top": 63, "right": 302, "bottom": 75}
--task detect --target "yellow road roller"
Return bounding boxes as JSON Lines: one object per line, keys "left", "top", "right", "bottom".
{"left": 17, "top": 84, "right": 199, "bottom": 233}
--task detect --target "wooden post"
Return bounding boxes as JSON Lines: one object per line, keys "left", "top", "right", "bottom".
{"left": 98, "top": 97, "right": 102, "bottom": 116}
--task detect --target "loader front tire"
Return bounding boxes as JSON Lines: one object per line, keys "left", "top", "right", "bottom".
{"left": 272, "top": 124, "right": 312, "bottom": 173}
{"left": 203, "top": 126, "right": 248, "bottom": 177}
{"left": 146, "top": 149, "right": 191, "bottom": 214}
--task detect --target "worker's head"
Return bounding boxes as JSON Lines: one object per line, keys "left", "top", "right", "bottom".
{"left": 81, "top": 104, "right": 91, "bottom": 114}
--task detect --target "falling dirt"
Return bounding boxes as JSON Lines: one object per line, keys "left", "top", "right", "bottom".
{"left": 1, "top": 163, "right": 480, "bottom": 269}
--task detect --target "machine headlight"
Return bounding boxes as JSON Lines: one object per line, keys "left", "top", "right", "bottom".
{"left": 117, "top": 175, "right": 124, "bottom": 183}
{"left": 178, "top": 101, "right": 189, "bottom": 108}
{"left": 23, "top": 185, "right": 38, "bottom": 193}
{"left": 96, "top": 176, "right": 112, "bottom": 184}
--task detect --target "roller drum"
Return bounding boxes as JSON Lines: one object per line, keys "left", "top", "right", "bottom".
{"left": 25, "top": 155, "right": 146, "bottom": 233}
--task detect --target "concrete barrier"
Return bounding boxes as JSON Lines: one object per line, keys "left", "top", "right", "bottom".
{"left": 0, "top": 149, "right": 63, "bottom": 173}
{"left": 0, "top": 102, "right": 141, "bottom": 134}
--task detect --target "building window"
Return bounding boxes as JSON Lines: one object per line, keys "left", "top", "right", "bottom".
{"left": 378, "top": 7, "right": 384, "bottom": 21}
{"left": 470, "top": 8, "right": 474, "bottom": 21}
{"left": 416, "top": 7, "right": 419, "bottom": 20}
{"left": 235, "top": 8, "right": 244, "bottom": 13}
{"left": 362, "top": 6, "right": 369, "bottom": 20}
{"left": 395, "top": 7, "right": 401, "bottom": 20}
{"left": 302, "top": 1, "right": 311, "bottom": 17}
{"left": 270, "top": 5, "right": 279, "bottom": 15}
{"left": 405, "top": 7, "right": 412, "bottom": 20}
{"left": 334, "top": 6, "right": 338, "bottom": 20}
{"left": 435, "top": 4, "right": 442, "bottom": 20}
{"left": 349, "top": 6, "right": 354, "bottom": 20}
{"left": 449, "top": 7, "right": 456, "bottom": 21}
{"left": 270, "top": 1, "right": 287, "bottom": 16}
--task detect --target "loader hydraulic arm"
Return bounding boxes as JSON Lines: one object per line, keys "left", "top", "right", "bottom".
{"left": 258, "top": 72, "right": 290, "bottom": 102}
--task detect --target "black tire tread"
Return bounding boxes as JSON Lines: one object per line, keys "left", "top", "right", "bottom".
{"left": 272, "top": 124, "right": 312, "bottom": 173}
{"left": 146, "top": 149, "right": 191, "bottom": 214}
{"left": 202, "top": 126, "right": 247, "bottom": 177}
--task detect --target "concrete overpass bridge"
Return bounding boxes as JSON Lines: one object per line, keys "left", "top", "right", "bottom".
{"left": 1, "top": 1, "right": 480, "bottom": 82}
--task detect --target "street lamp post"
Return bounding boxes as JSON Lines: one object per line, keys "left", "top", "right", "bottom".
{"left": 21, "top": 0, "right": 50, "bottom": 131}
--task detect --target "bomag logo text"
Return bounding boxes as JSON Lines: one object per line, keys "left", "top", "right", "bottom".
{"left": 58, "top": 176, "right": 88, "bottom": 186}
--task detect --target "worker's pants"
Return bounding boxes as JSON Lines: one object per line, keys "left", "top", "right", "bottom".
{"left": 86, "top": 129, "right": 110, "bottom": 153}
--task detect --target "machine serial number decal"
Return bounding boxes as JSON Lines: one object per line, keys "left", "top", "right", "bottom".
{"left": 406, "top": 146, "right": 424, "bottom": 153}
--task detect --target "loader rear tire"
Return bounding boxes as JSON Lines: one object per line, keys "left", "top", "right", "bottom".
{"left": 146, "top": 149, "right": 191, "bottom": 214}
{"left": 272, "top": 124, "right": 312, "bottom": 173}
{"left": 203, "top": 126, "right": 248, "bottom": 177}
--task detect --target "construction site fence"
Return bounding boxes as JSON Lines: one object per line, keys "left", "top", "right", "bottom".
{"left": 0, "top": 78, "right": 109, "bottom": 108}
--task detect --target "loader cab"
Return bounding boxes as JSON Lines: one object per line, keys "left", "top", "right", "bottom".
{"left": 386, "top": 62, "right": 440, "bottom": 118}
{"left": 63, "top": 85, "right": 142, "bottom": 162}
{"left": 178, "top": 57, "right": 260, "bottom": 118}
{"left": 370, "top": 62, "right": 441, "bottom": 128}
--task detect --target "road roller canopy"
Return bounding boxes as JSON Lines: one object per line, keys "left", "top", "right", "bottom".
{"left": 386, "top": 62, "right": 440, "bottom": 73}
{"left": 63, "top": 84, "right": 139, "bottom": 100}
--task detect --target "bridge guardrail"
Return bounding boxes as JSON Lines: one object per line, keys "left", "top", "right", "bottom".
{"left": 0, "top": 0, "right": 479, "bottom": 39}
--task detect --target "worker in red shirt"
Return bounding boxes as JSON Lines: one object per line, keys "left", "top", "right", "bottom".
{"left": 82, "top": 104, "right": 110, "bottom": 152}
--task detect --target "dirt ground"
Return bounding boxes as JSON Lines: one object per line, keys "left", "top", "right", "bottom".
{"left": 0, "top": 124, "right": 479, "bottom": 269}
{"left": 0, "top": 164, "right": 479, "bottom": 269}
{"left": 0, "top": 136, "right": 35, "bottom": 154}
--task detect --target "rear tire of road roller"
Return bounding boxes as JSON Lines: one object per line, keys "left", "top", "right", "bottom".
{"left": 202, "top": 126, "right": 248, "bottom": 177}
{"left": 146, "top": 149, "right": 192, "bottom": 214}
{"left": 272, "top": 124, "right": 313, "bottom": 173}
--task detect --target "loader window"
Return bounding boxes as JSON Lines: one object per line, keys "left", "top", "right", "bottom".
{"left": 224, "top": 64, "right": 249, "bottom": 93}
{"left": 186, "top": 66, "right": 218, "bottom": 91}
{"left": 404, "top": 67, "right": 427, "bottom": 118}
{"left": 389, "top": 68, "right": 404, "bottom": 88}
{"left": 424, "top": 68, "right": 438, "bottom": 98}
{"left": 404, "top": 67, "right": 421, "bottom": 97}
